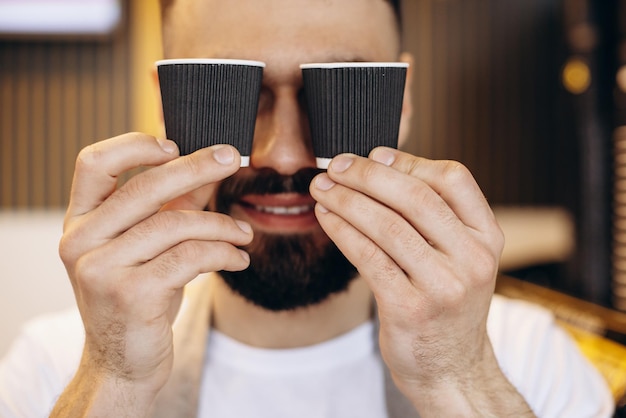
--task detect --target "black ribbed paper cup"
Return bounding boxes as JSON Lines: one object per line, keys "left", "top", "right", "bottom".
{"left": 156, "top": 58, "right": 265, "bottom": 167}
{"left": 301, "top": 62, "right": 408, "bottom": 169}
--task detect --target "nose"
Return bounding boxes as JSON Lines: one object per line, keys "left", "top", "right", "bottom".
{"left": 249, "top": 87, "right": 316, "bottom": 175}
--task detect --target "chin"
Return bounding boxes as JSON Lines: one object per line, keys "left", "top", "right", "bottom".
{"left": 219, "top": 230, "right": 358, "bottom": 311}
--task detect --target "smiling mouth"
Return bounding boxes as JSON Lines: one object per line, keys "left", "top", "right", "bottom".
{"left": 235, "top": 194, "right": 319, "bottom": 232}
{"left": 251, "top": 203, "right": 315, "bottom": 215}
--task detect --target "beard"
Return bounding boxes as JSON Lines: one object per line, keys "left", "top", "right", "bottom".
{"left": 212, "top": 167, "right": 358, "bottom": 311}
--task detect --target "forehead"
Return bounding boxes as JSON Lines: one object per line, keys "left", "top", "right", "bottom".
{"left": 163, "top": 0, "right": 399, "bottom": 65}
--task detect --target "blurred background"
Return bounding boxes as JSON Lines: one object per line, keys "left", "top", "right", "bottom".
{"left": 0, "top": 0, "right": 624, "bottom": 356}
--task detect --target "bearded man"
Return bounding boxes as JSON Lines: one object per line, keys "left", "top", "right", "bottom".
{"left": 0, "top": 0, "right": 614, "bottom": 417}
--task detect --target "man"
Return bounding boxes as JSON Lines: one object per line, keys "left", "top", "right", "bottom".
{"left": 0, "top": 0, "right": 614, "bottom": 416}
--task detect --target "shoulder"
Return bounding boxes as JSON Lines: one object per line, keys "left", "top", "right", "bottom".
{"left": 10, "top": 308, "right": 85, "bottom": 368}
{"left": 19, "top": 307, "right": 83, "bottom": 340}
{"left": 487, "top": 293, "right": 555, "bottom": 341}
{"left": 0, "top": 308, "right": 84, "bottom": 417}
{"left": 488, "top": 295, "right": 614, "bottom": 417}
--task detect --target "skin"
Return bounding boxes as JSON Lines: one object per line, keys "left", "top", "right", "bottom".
{"left": 51, "top": 0, "right": 536, "bottom": 416}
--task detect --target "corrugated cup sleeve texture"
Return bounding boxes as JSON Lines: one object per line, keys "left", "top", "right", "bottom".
{"left": 302, "top": 65, "right": 406, "bottom": 165}
{"left": 158, "top": 62, "right": 263, "bottom": 157}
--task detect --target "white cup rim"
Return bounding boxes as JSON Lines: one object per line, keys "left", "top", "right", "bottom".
{"left": 156, "top": 58, "right": 266, "bottom": 67}
{"left": 300, "top": 62, "right": 409, "bottom": 69}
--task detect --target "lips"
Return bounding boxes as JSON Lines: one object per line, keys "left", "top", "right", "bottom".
{"left": 235, "top": 193, "right": 319, "bottom": 232}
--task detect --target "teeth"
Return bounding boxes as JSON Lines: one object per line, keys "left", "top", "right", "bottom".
{"left": 255, "top": 204, "right": 313, "bottom": 215}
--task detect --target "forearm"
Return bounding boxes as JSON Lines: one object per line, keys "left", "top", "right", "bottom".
{"left": 396, "top": 345, "right": 536, "bottom": 418}
{"left": 50, "top": 352, "right": 161, "bottom": 418}
{"left": 404, "top": 378, "right": 535, "bottom": 417}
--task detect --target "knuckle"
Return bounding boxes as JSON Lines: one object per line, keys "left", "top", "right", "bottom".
{"left": 159, "top": 241, "right": 244, "bottom": 277}
{"left": 209, "top": 212, "right": 235, "bottom": 231}
{"left": 113, "top": 172, "right": 157, "bottom": 205}
{"left": 73, "top": 252, "right": 102, "bottom": 285}
{"left": 359, "top": 237, "right": 384, "bottom": 266}
{"left": 406, "top": 182, "right": 434, "bottom": 212}
{"left": 411, "top": 239, "right": 432, "bottom": 263}
{"left": 440, "top": 160, "right": 471, "bottom": 187}
{"left": 58, "top": 232, "right": 78, "bottom": 266}
{"left": 405, "top": 184, "right": 457, "bottom": 232}
{"left": 404, "top": 158, "right": 421, "bottom": 176}
{"left": 369, "top": 263, "right": 401, "bottom": 296}
{"left": 335, "top": 188, "right": 362, "bottom": 215}
{"left": 383, "top": 216, "right": 424, "bottom": 255}
{"left": 466, "top": 240, "right": 499, "bottom": 285}
{"left": 73, "top": 254, "right": 135, "bottom": 307}
{"left": 72, "top": 253, "right": 122, "bottom": 301}
{"left": 155, "top": 240, "right": 208, "bottom": 277}
{"left": 440, "top": 278, "right": 468, "bottom": 307}
{"left": 58, "top": 226, "right": 91, "bottom": 268}
{"left": 357, "top": 237, "right": 401, "bottom": 285}
{"left": 181, "top": 153, "right": 206, "bottom": 177}
{"left": 361, "top": 160, "right": 384, "bottom": 184}
{"left": 154, "top": 245, "right": 187, "bottom": 277}
{"left": 75, "top": 143, "right": 103, "bottom": 173}
{"left": 126, "top": 131, "right": 150, "bottom": 143}
{"left": 385, "top": 218, "right": 406, "bottom": 241}
{"left": 140, "top": 211, "right": 184, "bottom": 237}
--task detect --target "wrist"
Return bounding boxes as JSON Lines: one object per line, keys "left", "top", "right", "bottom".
{"left": 395, "top": 374, "right": 535, "bottom": 418}
{"left": 91, "top": 371, "right": 162, "bottom": 414}
{"left": 391, "top": 344, "right": 535, "bottom": 417}
{"left": 50, "top": 348, "right": 168, "bottom": 417}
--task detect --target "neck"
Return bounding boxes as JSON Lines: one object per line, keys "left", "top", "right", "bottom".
{"left": 210, "top": 274, "right": 373, "bottom": 348}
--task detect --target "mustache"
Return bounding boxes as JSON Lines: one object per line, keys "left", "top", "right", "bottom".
{"left": 214, "top": 167, "right": 324, "bottom": 212}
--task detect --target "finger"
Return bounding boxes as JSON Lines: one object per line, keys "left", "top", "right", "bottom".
{"left": 312, "top": 202, "right": 414, "bottom": 304}
{"left": 161, "top": 184, "right": 215, "bottom": 212}
{"left": 138, "top": 240, "right": 251, "bottom": 289}
{"left": 369, "top": 147, "right": 498, "bottom": 233}
{"left": 67, "top": 133, "right": 179, "bottom": 221}
{"left": 73, "top": 241, "right": 249, "bottom": 316}
{"left": 311, "top": 173, "right": 443, "bottom": 283}
{"left": 78, "top": 144, "right": 241, "bottom": 241}
{"left": 313, "top": 186, "right": 493, "bottom": 320}
{"left": 320, "top": 154, "right": 478, "bottom": 256}
{"left": 103, "top": 210, "right": 253, "bottom": 266}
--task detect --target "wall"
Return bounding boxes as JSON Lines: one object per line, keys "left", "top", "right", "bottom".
{"left": 403, "top": 0, "right": 568, "bottom": 206}
{"left": 0, "top": 0, "right": 163, "bottom": 208}
{"left": 0, "top": 0, "right": 163, "bottom": 356}
{"left": 0, "top": 210, "right": 70, "bottom": 357}
{"left": 0, "top": 0, "right": 610, "bottom": 355}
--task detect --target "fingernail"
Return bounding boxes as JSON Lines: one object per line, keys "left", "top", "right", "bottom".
{"left": 239, "top": 249, "right": 250, "bottom": 263}
{"left": 235, "top": 220, "right": 252, "bottom": 234}
{"left": 213, "top": 145, "right": 235, "bottom": 165}
{"left": 330, "top": 155, "right": 354, "bottom": 173}
{"left": 157, "top": 138, "right": 178, "bottom": 154}
{"left": 372, "top": 148, "right": 395, "bottom": 166}
{"left": 316, "top": 203, "right": 329, "bottom": 214}
{"left": 315, "top": 174, "right": 336, "bottom": 191}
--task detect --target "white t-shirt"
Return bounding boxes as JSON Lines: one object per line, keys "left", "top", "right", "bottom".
{"left": 199, "top": 321, "right": 386, "bottom": 418}
{"left": 0, "top": 295, "right": 615, "bottom": 417}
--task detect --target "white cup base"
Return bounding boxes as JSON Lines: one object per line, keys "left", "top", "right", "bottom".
{"left": 316, "top": 157, "right": 331, "bottom": 170}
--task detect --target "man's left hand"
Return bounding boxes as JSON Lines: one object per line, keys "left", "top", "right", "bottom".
{"left": 310, "top": 147, "right": 534, "bottom": 416}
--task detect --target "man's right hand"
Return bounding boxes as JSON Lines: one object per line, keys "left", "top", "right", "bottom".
{"left": 52, "top": 133, "right": 253, "bottom": 416}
